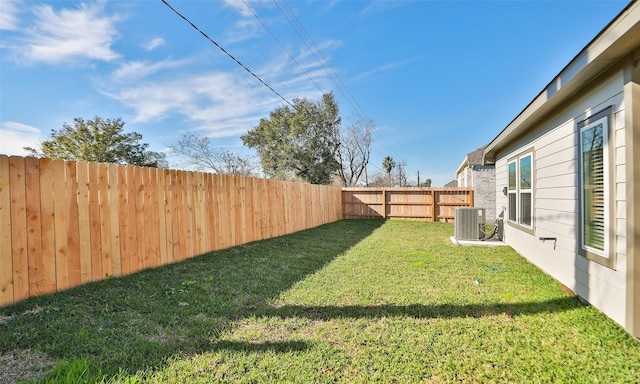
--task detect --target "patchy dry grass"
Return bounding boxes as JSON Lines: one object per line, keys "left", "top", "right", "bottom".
{"left": 0, "top": 350, "right": 56, "bottom": 384}
{"left": 1, "top": 220, "right": 639, "bottom": 383}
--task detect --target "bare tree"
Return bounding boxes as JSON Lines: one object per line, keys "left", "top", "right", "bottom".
{"left": 397, "top": 160, "right": 407, "bottom": 187}
{"left": 367, "top": 171, "right": 388, "bottom": 187}
{"left": 169, "top": 132, "right": 257, "bottom": 176}
{"left": 336, "top": 118, "right": 373, "bottom": 186}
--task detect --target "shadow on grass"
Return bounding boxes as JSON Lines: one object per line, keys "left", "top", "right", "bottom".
{"left": 262, "top": 297, "right": 586, "bottom": 320}
{"left": 210, "top": 340, "right": 313, "bottom": 353}
{"left": 0, "top": 220, "right": 384, "bottom": 380}
{"left": 0, "top": 219, "right": 590, "bottom": 381}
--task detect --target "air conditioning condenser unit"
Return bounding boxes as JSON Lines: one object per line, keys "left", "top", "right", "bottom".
{"left": 455, "top": 208, "right": 486, "bottom": 240}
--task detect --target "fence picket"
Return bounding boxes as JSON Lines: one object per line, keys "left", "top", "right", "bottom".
{"left": 0, "top": 156, "right": 13, "bottom": 306}
{"left": 147, "top": 167, "right": 160, "bottom": 268}
{"left": 108, "top": 164, "right": 122, "bottom": 277}
{"left": 176, "top": 170, "right": 187, "bottom": 261}
{"left": 66, "top": 161, "right": 81, "bottom": 288}
{"left": 88, "top": 162, "right": 102, "bottom": 281}
{"left": 37, "top": 159, "right": 57, "bottom": 294}
{"left": 25, "top": 157, "right": 45, "bottom": 296}
{"left": 9, "top": 157, "right": 29, "bottom": 302}
{"left": 169, "top": 169, "right": 180, "bottom": 261}
{"left": 76, "top": 161, "right": 92, "bottom": 283}
{"left": 98, "top": 163, "right": 112, "bottom": 279}
{"left": 117, "top": 165, "right": 130, "bottom": 276}
{"left": 134, "top": 166, "right": 146, "bottom": 269}
{"left": 157, "top": 168, "right": 169, "bottom": 266}
{"left": 125, "top": 166, "right": 139, "bottom": 273}
{"left": 52, "top": 159, "right": 69, "bottom": 291}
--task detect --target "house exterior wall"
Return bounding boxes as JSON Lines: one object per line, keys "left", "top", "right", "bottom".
{"left": 494, "top": 70, "right": 628, "bottom": 327}
{"left": 471, "top": 166, "right": 496, "bottom": 222}
{"left": 456, "top": 163, "right": 496, "bottom": 222}
{"left": 457, "top": 166, "right": 470, "bottom": 187}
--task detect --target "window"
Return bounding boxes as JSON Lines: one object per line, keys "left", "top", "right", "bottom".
{"left": 519, "top": 155, "right": 532, "bottom": 226}
{"left": 580, "top": 116, "right": 609, "bottom": 258}
{"left": 507, "top": 151, "right": 534, "bottom": 231}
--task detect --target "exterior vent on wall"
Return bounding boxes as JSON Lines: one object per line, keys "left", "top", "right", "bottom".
{"left": 455, "top": 208, "right": 486, "bottom": 241}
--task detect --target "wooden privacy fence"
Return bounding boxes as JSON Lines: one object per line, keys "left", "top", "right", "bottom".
{"left": 0, "top": 155, "right": 342, "bottom": 307}
{"left": 342, "top": 187, "right": 474, "bottom": 221}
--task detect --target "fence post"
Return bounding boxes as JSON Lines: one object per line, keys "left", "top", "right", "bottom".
{"left": 432, "top": 190, "right": 438, "bottom": 222}
{"left": 382, "top": 189, "right": 387, "bottom": 219}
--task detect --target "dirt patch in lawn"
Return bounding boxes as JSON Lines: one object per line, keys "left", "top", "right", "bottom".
{"left": 0, "top": 349, "right": 55, "bottom": 384}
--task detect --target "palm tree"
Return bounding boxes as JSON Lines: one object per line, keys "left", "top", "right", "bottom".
{"left": 382, "top": 156, "right": 396, "bottom": 186}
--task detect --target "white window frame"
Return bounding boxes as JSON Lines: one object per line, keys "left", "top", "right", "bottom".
{"left": 507, "top": 161, "right": 517, "bottom": 222}
{"left": 506, "top": 150, "right": 534, "bottom": 233}
{"left": 579, "top": 116, "right": 610, "bottom": 259}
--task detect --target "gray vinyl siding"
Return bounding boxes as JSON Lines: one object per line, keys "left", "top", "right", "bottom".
{"left": 495, "top": 72, "right": 627, "bottom": 327}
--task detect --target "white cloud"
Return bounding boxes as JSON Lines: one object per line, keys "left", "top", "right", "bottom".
{"left": 105, "top": 71, "right": 280, "bottom": 137}
{"left": 100, "top": 1, "right": 339, "bottom": 140}
{"left": 22, "top": 2, "right": 122, "bottom": 63}
{"left": 223, "top": 0, "right": 258, "bottom": 18}
{"left": 111, "top": 58, "right": 189, "bottom": 82}
{"left": 359, "top": 1, "right": 412, "bottom": 17}
{"left": 352, "top": 57, "right": 421, "bottom": 82}
{"left": 221, "top": 0, "right": 274, "bottom": 42}
{"left": 0, "top": 122, "right": 42, "bottom": 156}
{"left": 143, "top": 37, "right": 165, "bottom": 51}
{"left": 0, "top": 0, "right": 21, "bottom": 30}
{"left": 103, "top": 51, "right": 329, "bottom": 138}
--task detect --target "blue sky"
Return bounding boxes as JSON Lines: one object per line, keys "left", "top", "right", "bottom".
{"left": 0, "top": 0, "right": 629, "bottom": 186}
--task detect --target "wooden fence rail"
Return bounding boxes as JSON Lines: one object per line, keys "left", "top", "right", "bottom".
{"left": 342, "top": 187, "right": 474, "bottom": 221}
{"left": 0, "top": 156, "right": 343, "bottom": 307}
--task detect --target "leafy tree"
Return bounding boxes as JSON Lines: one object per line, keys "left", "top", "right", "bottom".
{"left": 336, "top": 117, "right": 373, "bottom": 186}
{"left": 422, "top": 178, "right": 432, "bottom": 187}
{"left": 25, "top": 117, "right": 167, "bottom": 167}
{"left": 169, "top": 132, "right": 257, "bottom": 176}
{"left": 242, "top": 93, "right": 341, "bottom": 184}
{"left": 382, "top": 156, "right": 396, "bottom": 185}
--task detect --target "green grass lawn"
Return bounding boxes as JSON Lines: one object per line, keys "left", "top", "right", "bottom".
{"left": 1, "top": 220, "right": 639, "bottom": 383}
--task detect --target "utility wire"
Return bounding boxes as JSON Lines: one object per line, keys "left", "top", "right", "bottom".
{"left": 163, "top": 0, "right": 413, "bottom": 182}
{"left": 245, "top": 1, "right": 392, "bottom": 170}
{"left": 240, "top": 0, "right": 326, "bottom": 95}
{"left": 271, "top": 1, "right": 344, "bottom": 97}
{"left": 161, "top": 0, "right": 294, "bottom": 108}
{"left": 282, "top": 0, "right": 367, "bottom": 119}
{"left": 277, "top": 0, "right": 405, "bottom": 166}
{"left": 246, "top": 1, "right": 399, "bottom": 177}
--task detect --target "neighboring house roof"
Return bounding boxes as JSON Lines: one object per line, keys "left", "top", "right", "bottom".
{"left": 455, "top": 144, "right": 488, "bottom": 177}
{"left": 444, "top": 179, "right": 458, "bottom": 188}
{"left": 484, "top": 1, "right": 640, "bottom": 163}
{"left": 466, "top": 146, "right": 486, "bottom": 164}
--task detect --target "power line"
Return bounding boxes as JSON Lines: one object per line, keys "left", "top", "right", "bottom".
{"left": 163, "top": 0, "right": 411, "bottom": 179}
{"left": 161, "top": 0, "right": 294, "bottom": 108}
{"left": 245, "top": 2, "right": 398, "bottom": 177}
{"left": 276, "top": 0, "right": 405, "bottom": 165}
{"left": 281, "top": 0, "right": 367, "bottom": 118}
{"left": 240, "top": 0, "right": 326, "bottom": 95}
{"left": 238, "top": 0, "right": 403, "bottom": 168}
